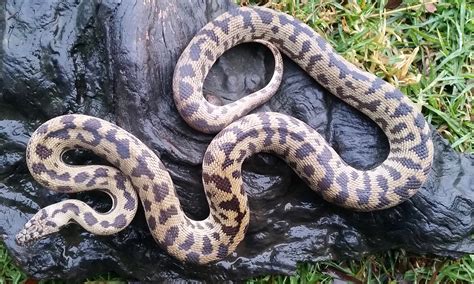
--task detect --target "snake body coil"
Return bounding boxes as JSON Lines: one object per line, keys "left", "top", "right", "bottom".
{"left": 16, "top": 7, "right": 433, "bottom": 264}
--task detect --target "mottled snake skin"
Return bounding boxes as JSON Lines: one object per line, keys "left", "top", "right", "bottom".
{"left": 16, "top": 7, "right": 433, "bottom": 264}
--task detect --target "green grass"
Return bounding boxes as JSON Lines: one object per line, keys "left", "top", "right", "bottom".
{"left": 0, "top": 243, "right": 25, "bottom": 284}
{"left": 248, "top": 252, "right": 474, "bottom": 283}
{"left": 255, "top": 0, "right": 473, "bottom": 152}
{"left": 1, "top": 0, "right": 473, "bottom": 283}
{"left": 1, "top": 246, "right": 473, "bottom": 283}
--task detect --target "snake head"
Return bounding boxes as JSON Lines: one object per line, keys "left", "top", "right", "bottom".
{"left": 16, "top": 208, "right": 62, "bottom": 246}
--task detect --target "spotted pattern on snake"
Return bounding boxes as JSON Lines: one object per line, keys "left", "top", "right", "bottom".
{"left": 16, "top": 7, "right": 433, "bottom": 264}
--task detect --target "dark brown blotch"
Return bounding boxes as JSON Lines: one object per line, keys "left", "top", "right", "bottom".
{"left": 219, "top": 196, "right": 240, "bottom": 211}
{"left": 211, "top": 232, "right": 220, "bottom": 241}
{"left": 131, "top": 154, "right": 155, "bottom": 179}
{"left": 217, "top": 244, "right": 229, "bottom": 259}
{"left": 148, "top": 216, "right": 157, "bottom": 231}
{"left": 51, "top": 203, "right": 80, "bottom": 218}
{"left": 84, "top": 212, "right": 98, "bottom": 226}
{"left": 35, "top": 144, "right": 53, "bottom": 160}
{"left": 104, "top": 129, "right": 131, "bottom": 159}
{"left": 57, "top": 186, "right": 73, "bottom": 192}
{"left": 179, "top": 64, "right": 195, "bottom": 78}
{"left": 232, "top": 170, "right": 241, "bottom": 179}
{"left": 203, "top": 151, "right": 215, "bottom": 166}
{"left": 114, "top": 172, "right": 127, "bottom": 190}
{"left": 181, "top": 102, "right": 200, "bottom": 119}
{"left": 36, "top": 123, "right": 49, "bottom": 134}
{"left": 188, "top": 37, "right": 206, "bottom": 61}
{"left": 100, "top": 214, "right": 127, "bottom": 229}
{"left": 295, "top": 142, "right": 316, "bottom": 159}
{"left": 202, "top": 173, "right": 233, "bottom": 193}
{"left": 254, "top": 7, "right": 274, "bottom": 24}
{"left": 212, "top": 16, "right": 231, "bottom": 34}
{"left": 334, "top": 173, "right": 349, "bottom": 205}
{"left": 143, "top": 199, "right": 152, "bottom": 211}
{"left": 302, "top": 165, "right": 315, "bottom": 177}
{"left": 315, "top": 146, "right": 335, "bottom": 191}
{"left": 186, "top": 252, "right": 200, "bottom": 263}
{"left": 179, "top": 233, "right": 195, "bottom": 251}
{"left": 163, "top": 226, "right": 179, "bottom": 247}
{"left": 201, "top": 236, "right": 213, "bottom": 255}
{"left": 391, "top": 102, "right": 413, "bottom": 117}
{"left": 388, "top": 157, "right": 422, "bottom": 170}
{"left": 74, "top": 172, "right": 89, "bottom": 183}
{"left": 159, "top": 205, "right": 178, "bottom": 224}
{"left": 123, "top": 191, "right": 136, "bottom": 211}
{"left": 178, "top": 81, "right": 194, "bottom": 101}
{"left": 153, "top": 182, "right": 170, "bottom": 203}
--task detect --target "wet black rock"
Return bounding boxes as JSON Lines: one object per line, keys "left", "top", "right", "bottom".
{"left": 0, "top": 0, "right": 472, "bottom": 281}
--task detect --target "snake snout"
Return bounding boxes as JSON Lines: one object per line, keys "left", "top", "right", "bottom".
{"left": 15, "top": 221, "right": 42, "bottom": 246}
{"left": 15, "top": 229, "right": 31, "bottom": 246}
{"left": 15, "top": 214, "right": 59, "bottom": 246}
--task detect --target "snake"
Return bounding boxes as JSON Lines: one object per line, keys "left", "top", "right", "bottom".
{"left": 16, "top": 6, "right": 433, "bottom": 265}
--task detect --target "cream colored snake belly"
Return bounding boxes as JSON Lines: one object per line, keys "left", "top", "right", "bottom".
{"left": 16, "top": 7, "right": 434, "bottom": 264}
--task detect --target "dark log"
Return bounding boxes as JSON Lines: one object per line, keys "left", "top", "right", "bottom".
{"left": 0, "top": 0, "right": 472, "bottom": 281}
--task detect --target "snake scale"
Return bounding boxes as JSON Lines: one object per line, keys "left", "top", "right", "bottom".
{"left": 16, "top": 7, "right": 433, "bottom": 264}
